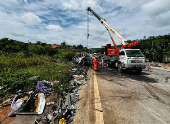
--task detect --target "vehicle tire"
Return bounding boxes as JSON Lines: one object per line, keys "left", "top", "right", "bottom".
{"left": 135, "top": 69, "right": 142, "bottom": 74}
{"left": 108, "top": 61, "right": 112, "bottom": 67}
{"left": 118, "top": 63, "right": 123, "bottom": 73}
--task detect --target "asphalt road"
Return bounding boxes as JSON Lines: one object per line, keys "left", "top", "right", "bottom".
{"left": 74, "top": 67, "right": 170, "bottom": 124}
{"left": 150, "top": 67, "right": 170, "bottom": 77}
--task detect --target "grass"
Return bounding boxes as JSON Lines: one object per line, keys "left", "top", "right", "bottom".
{"left": 0, "top": 52, "right": 74, "bottom": 96}
{"left": 0, "top": 52, "right": 54, "bottom": 70}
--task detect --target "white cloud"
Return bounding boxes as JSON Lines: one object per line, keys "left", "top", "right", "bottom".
{"left": 142, "top": 0, "right": 170, "bottom": 16}
{"left": 9, "top": 0, "right": 18, "bottom": 3}
{"left": 146, "top": 11, "right": 170, "bottom": 27}
{"left": 0, "top": 0, "right": 170, "bottom": 48}
{"left": 81, "top": 0, "right": 102, "bottom": 10}
{"left": 21, "top": 12, "right": 41, "bottom": 25}
{"left": 24, "top": 0, "right": 28, "bottom": 4}
{"left": 62, "top": 0, "right": 102, "bottom": 11}
{"left": 116, "top": 0, "right": 152, "bottom": 8}
{"left": 63, "top": 0, "right": 79, "bottom": 9}
{"left": 46, "top": 25, "right": 63, "bottom": 31}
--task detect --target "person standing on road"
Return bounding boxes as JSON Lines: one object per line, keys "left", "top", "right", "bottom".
{"left": 94, "top": 57, "right": 98, "bottom": 71}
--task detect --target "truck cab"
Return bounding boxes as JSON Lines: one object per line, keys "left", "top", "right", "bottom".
{"left": 118, "top": 49, "right": 146, "bottom": 73}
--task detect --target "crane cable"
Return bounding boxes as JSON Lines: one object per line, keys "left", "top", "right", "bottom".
{"left": 87, "top": 9, "right": 89, "bottom": 49}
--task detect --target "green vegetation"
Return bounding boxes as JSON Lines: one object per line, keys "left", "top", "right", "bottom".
{"left": 0, "top": 52, "right": 74, "bottom": 96}
{"left": 139, "top": 35, "right": 170, "bottom": 62}
{"left": 0, "top": 38, "right": 86, "bottom": 97}
{"left": 90, "top": 48, "right": 100, "bottom": 53}
{"left": 0, "top": 38, "right": 88, "bottom": 55}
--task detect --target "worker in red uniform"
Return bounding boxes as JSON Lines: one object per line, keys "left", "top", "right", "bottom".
{"left": 94, "top": 57, "right": 98, "bottom": 70}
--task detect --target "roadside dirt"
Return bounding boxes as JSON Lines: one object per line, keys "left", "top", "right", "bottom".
{"left": 150, "top": 62, "right": 170, "bottom": 70}
{"left": 0, "top": 106, "right": 15, "bottom": 124}
{"left": 74, "top": 68, "right": 93, "bottom": 124}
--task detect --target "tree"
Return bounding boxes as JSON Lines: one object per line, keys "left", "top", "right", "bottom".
{"left": 73, "top": 45, "right": 76, "bottom": 49}
{"left": 41, "top": 43, "right": 46, "bottom": 46}
{"left": 76, "top": 44, "right": 83, "bottom": 49}
{"left": 61, "top": 42, "right": 67, "bottom": 49}
{"left": 36, "top": 41, "right": 41, "bottom": 45}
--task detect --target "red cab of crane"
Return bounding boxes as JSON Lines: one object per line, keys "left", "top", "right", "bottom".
{"left": 121, "top": 41, "right": 140, "bottom": 48}
{"left": 101, "top": 44, "right": 119, "bottom": 56}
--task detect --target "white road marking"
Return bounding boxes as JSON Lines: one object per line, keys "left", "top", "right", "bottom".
{"left": 94, "top": 72, "right": 104, "bottom": 124}
{"left": 137, "top": 101, "right": 167, "bottom": 124}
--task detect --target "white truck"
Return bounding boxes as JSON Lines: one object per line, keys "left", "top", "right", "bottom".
{"left": 117, "top": 49, "right": 146, "bottom": 73}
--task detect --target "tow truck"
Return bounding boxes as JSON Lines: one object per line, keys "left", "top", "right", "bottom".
{"left": 87, "top": 7, "right": 146, "bottom": 73}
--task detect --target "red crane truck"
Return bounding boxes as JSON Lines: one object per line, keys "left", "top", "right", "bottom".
{"left": 87, "top": 7, "right": 146, "bottom": 73}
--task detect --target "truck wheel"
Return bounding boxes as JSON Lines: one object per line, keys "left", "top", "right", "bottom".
{"left": 135, "top": 69, "right": 142, "bottom": 74}
{"left": 108, "top": 61, "right": 112, "bottom": 67}
{"left": 118, "top": 64, "right": 123, "bottom": 73}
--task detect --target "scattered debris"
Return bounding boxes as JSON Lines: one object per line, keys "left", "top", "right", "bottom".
{"left": 0, "top": 65, "right": 89, "bottom": 124}
{"left": 16, "top": 89, "right": 22, "bottom": 94}
{"left": 0, "top": 98, "right": 13, "bottom": 107}
{"left": 8, "top": 92, "right": 32, "bottom": 117}
{"left": 72, "top": 52, "right": 91, "bottom": 65}
{"left": 150, "top": 64, "right": 162, "bottom": 67}
{"left": 29, "top": 76, "right": 40, "bottom": 81}
{"left": 36, "top": 93, "right": 46, "bottom": 115}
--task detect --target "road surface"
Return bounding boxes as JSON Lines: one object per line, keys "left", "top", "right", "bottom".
{"left": 74, "top": 67, "right": 170, "bottom": 124}
{"left": 150, "top": 67, "right": 170, "bottom": 77}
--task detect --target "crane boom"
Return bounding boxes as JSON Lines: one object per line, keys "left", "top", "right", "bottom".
{"left": 87, "top": 7, "right": 126, "bottom": 45}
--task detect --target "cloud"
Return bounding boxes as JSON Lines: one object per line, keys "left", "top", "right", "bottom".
{"left": 24, "top": 0, "right": 28, "bottom": 4}
{"left": 81, "top": 0, "right": 102, "bottom": 10}
{"left": 142, "top": 0, "right": 170, "bottom": 16}
{"left": 0, "top": 0, "right": 170, "bottom": 48}
{"left": 46, "top": 24, "right": 63, "bottom": 31}
{"left": 63, "top": 0, "right": 79, "bottom": 10}
{"left": 146, "top": 11, "right": 170, "bottom": 27}
{"left": 11, "top": 31, "right": 26, "bottom": 37}
{"left": 21, "top": 12, "right": 41, "bottom": 25}
{"left": 141, "top": 0, "right": 170, "bottom": 27}
{"left": 62, "top": 0, "right": 102, "bottom": 11}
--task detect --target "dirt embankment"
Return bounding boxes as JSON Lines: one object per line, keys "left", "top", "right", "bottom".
{"left": 150, "top": 62, "right": 170, "bottom": 70}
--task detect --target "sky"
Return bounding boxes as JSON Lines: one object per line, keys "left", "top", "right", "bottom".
{"left": 0, "top": 0, "right": 170, "bottom": 48}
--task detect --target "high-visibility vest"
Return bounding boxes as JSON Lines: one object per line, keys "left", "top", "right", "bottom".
{"left": 94, "top": 58, "right": 98, "bottom": 70}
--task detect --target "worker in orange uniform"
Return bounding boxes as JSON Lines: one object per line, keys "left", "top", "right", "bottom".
{"left": 94, "top": 57, "right": 98, "bottom": 70}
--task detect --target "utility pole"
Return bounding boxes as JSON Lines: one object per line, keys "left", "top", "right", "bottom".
{"left": 152, "top": 40, "right": 154, "bottom": 61}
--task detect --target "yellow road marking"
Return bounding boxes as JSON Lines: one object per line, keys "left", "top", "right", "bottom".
{"left": 94, "top": 72, "right": 104, "bottom": 124}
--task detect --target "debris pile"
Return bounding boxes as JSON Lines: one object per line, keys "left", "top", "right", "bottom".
{"left": 0, "top": 66, "right": 88, "bottom": 124}
{"left": 150, "top": 64, "right": 162, "bottom": 67}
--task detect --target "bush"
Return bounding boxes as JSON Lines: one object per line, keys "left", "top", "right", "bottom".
{"left": 0, "top": 68, "right": 36, "bottom": 96}
{"left": 57, "top": 53, "right": 76, "bottom": 62}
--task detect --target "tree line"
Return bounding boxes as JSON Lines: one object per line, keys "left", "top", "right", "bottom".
{"left": 126, "top": 34, "right": 170, "bottom": 62}
{"left": 0, "top": 38, "right": 88, "bottom": 56}
{"left": 0, "top": 38, "right": 58, "bottom": 56}
{"left": 0, "top": 33, "right": 170, "bottom": 63}
{"left": 140, "top": 34, "right": 170, "bottom": 62}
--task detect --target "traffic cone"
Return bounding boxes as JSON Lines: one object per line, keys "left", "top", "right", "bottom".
{"left": 149, "top": 65, "right": 151, "bottom": 71}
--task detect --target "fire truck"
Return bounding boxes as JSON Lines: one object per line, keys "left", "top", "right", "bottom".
{"left": 87, "top": 7, "right": 146, "bottom": 73}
